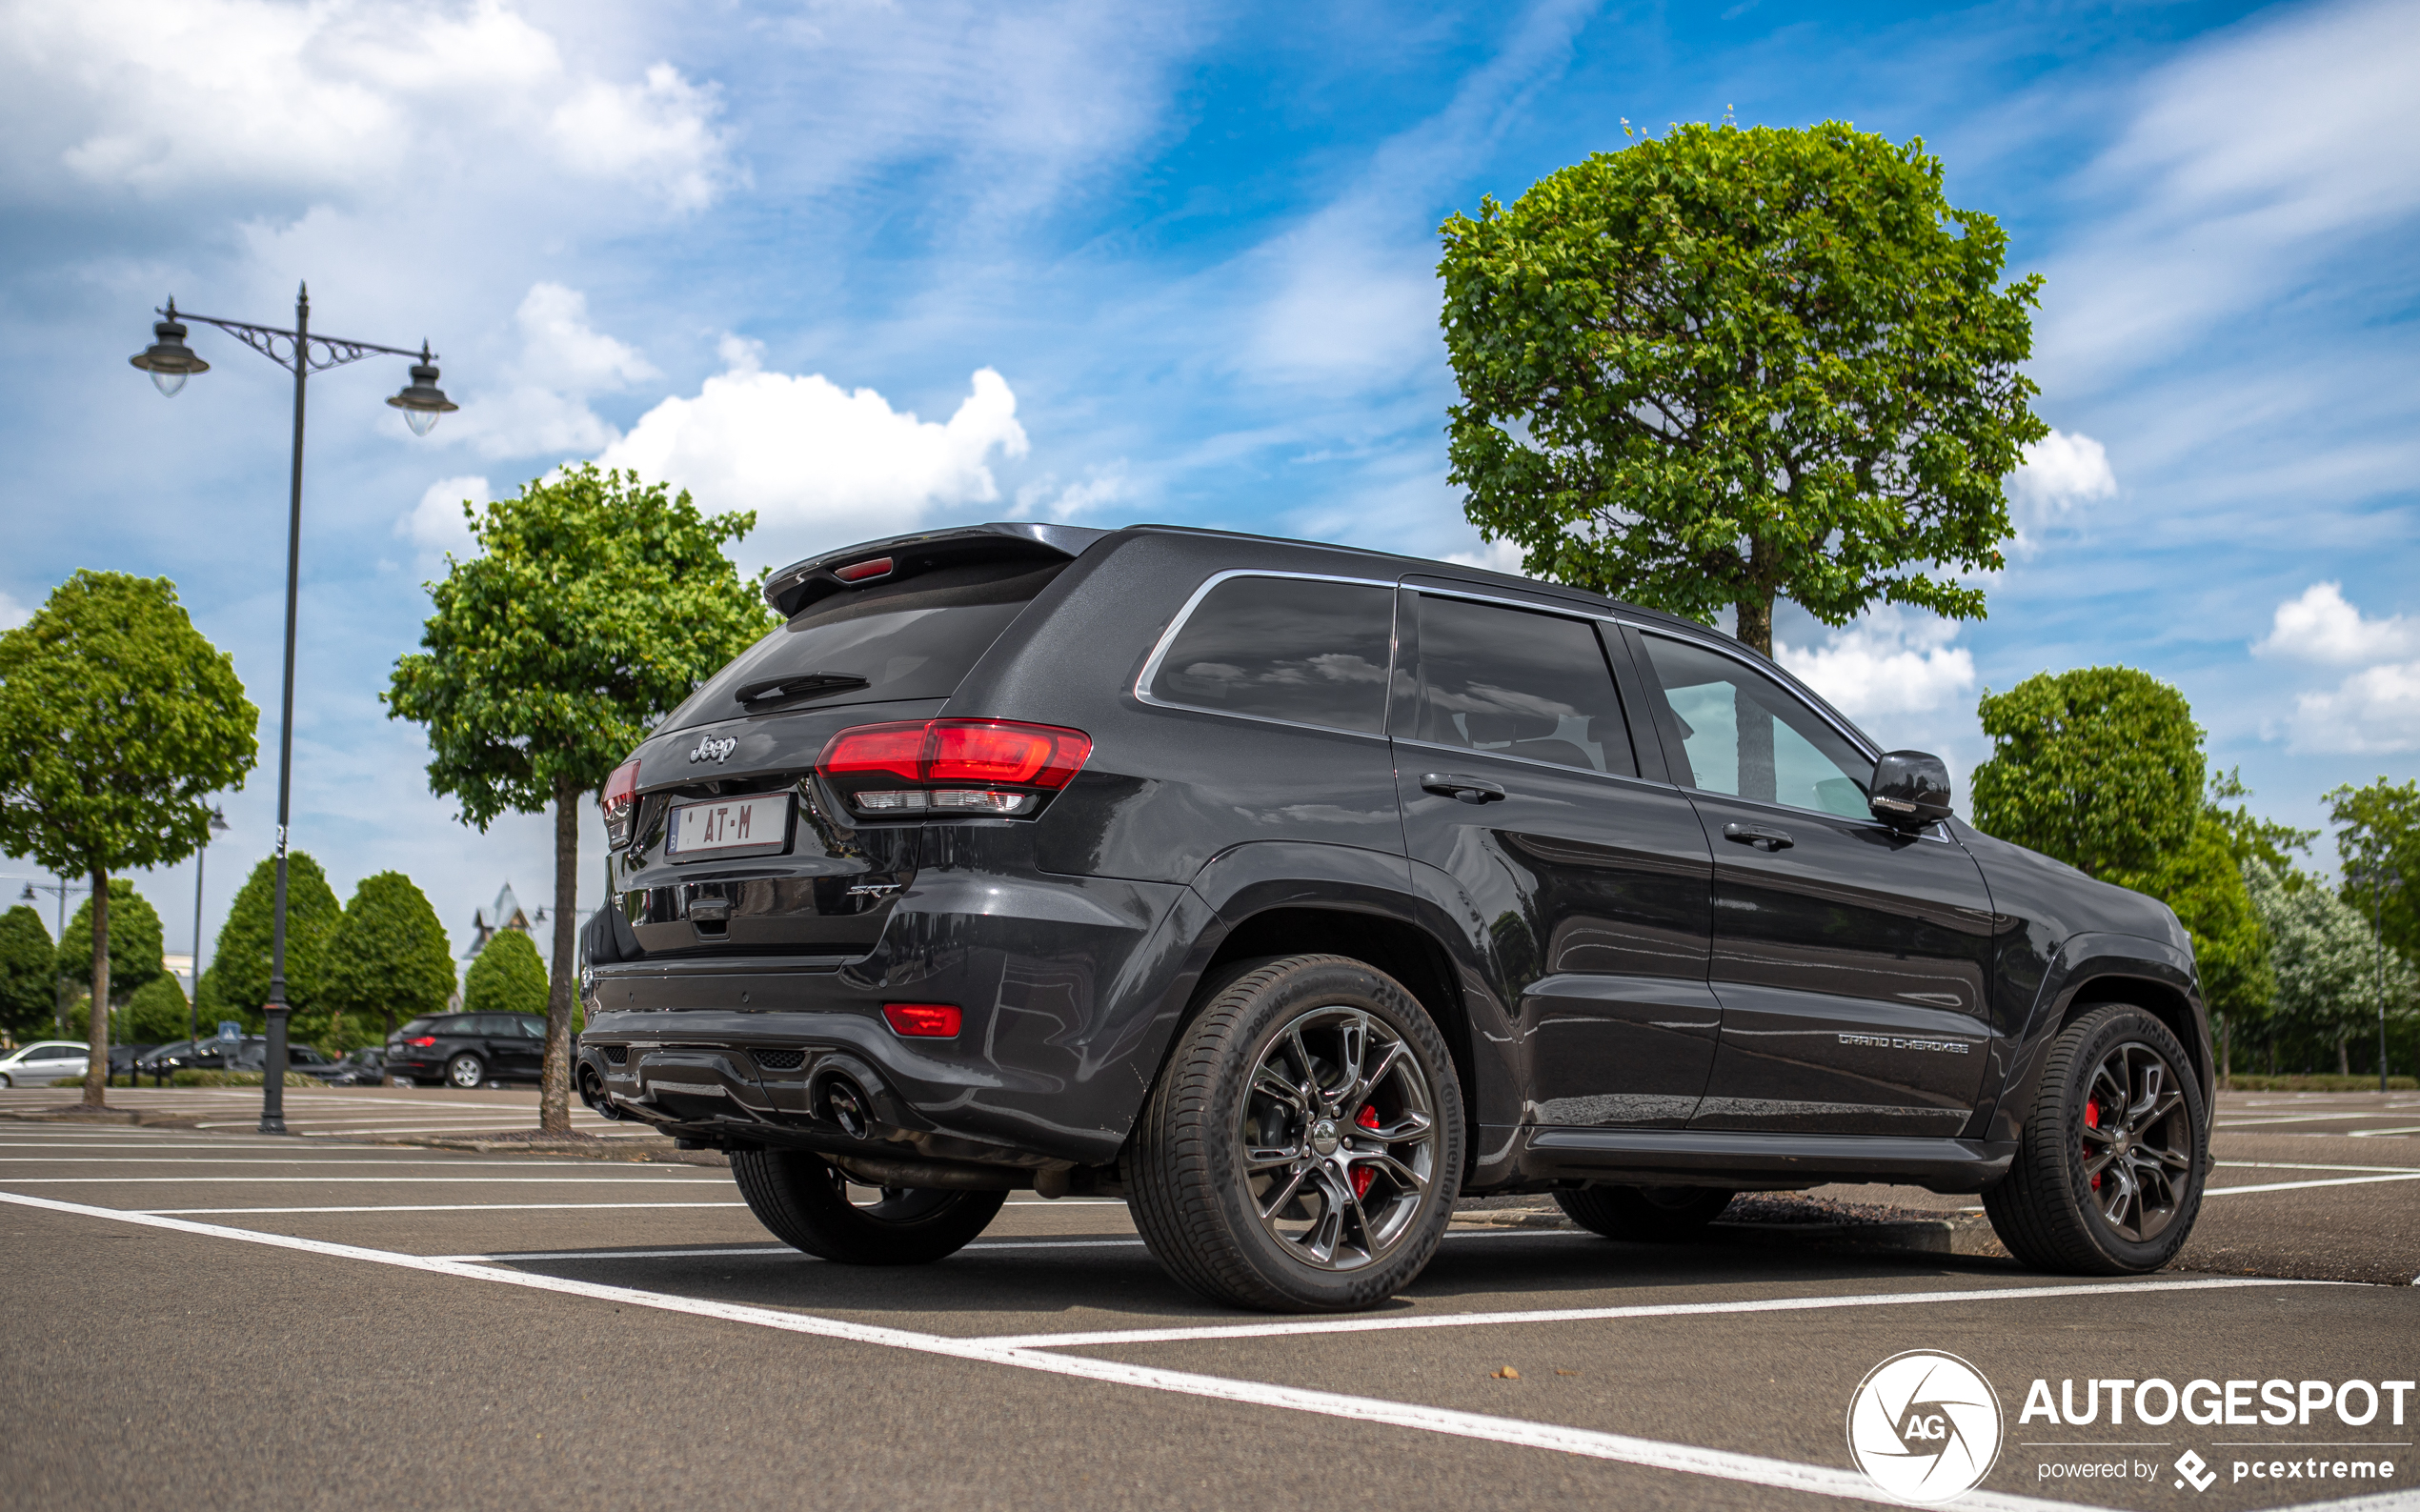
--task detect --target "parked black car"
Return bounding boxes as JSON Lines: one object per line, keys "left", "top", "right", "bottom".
{"left": 575, "top": 522, "right": 2213, "bottom": 1311}
{"left": 107, "top": 1043, "right": 159, "bottom": 1084}
{"left": 387, "top": 1014, "right": 547, "bottom": 1088}
{"left": 324, "top": 1047, "right": 388, "bottom": 1086}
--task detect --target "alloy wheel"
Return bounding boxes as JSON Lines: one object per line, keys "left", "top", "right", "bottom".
{"left": 2078, "top": 1041, "right": 2194, "bottom": 1242}
{"left": 1238, "top": 1005, "right": 1439, "bottom": 1271}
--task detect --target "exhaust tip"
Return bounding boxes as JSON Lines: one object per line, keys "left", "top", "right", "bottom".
{"left": 819, "top": 1074, "right": 873, "bottom": 1139}
{"left": 578, "top": 1065, "right": 624, "bottom": 1120}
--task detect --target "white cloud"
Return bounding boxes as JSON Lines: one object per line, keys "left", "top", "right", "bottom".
{"left": 0, "top": 590, "right": 29, "bottom": 631}
{"left": 1443, "top": 538, "right": 1527, "bottom": 575}
{"left": 442, "top": 283, "right": 655, "bottom": 460}
{"left": 5, "top": 0, "right": 732, "bottom": 212}
{"left": 2007, "top": 429, "right": 2116, "bottom": 534}
{"left": 1776, "top": 607, "right": 1977, "bottom": 720}
{"left": 2037, "top": 0, "right": 2420, "bottom": 386}
{"left": 1015, "top": 463, "right": 1132, "bottom": 522}
{"left": 2289, "top": 661, "right": 2420, "bottom": 754}
{"left": 600, "top": 359, "right": 1030, "bottom": 569}
{"left": 2255, "top": 581, "right": 2419, "bottom": 665}
{"left": 548, "top": 63, "right": 738, "bottom": 213}
{"left": 398, "top": 474, "right": 492, "bottom": 558}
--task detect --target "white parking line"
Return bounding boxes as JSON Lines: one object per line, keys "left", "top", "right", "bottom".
{"left": 969, "top": 1276, "right": 2343, "bottom": 1350}
{"left": 135, "top": 1201, "right": 754, "bottom": 1215}
{"left": 0, "top": 1158, "right": 662, "bottom": 1167}
{"left": 2207, "top": 1174, "right": 2420, "bottom": 1197}
{"left": 0, "top": 1189, "right": 2082, "bottom": 1512}
{"left": 0, "top": 1176, "right": 732, "bottom": 1185}
{"left": 2220, "top": 1161, "right": 2420, "bottom": 1174}
{"left": 2349, "top": 1127, "right": 2420, "bottom": 1139}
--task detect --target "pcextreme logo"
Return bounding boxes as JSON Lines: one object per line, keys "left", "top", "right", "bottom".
{"left": 1846, "top": 1350, "right": 2005, "bottom": 1503}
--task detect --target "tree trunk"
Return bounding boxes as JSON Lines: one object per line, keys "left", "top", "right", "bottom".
{"left": 538, "top": 775, "right": 582, "bottom": 1135}
{"left": 2339, "top": 1032, "right": 2351, "bottom": 1077}
{"left": 2218, "top": 1015, "right": 2232, "bottom": 1091}
{"left": 83, "top": 869, "right": 109, "bottom": 1106}
{"left": 1735, "top": 589, "right": 1775, "bottom": 657}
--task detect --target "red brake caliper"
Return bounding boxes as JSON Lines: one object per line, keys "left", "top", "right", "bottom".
{"left": 1352, "top": 1104, "right": 1381, "bottom": 1199}
{"left": 2084, "top": 1099, "right": 2102, "bottom": 1190}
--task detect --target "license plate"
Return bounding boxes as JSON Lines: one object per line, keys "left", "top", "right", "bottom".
{"left": 664, "top": 792, "right": 793, "bottom": 860}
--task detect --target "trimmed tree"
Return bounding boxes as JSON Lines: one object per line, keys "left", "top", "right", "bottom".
{"left": 386, "top": 465, "right": 774, "bottom": 1131}
{"left": 1437, "top": 121, "right": 2046, "bottom": 655}
{"left": 0, "top": 572, "right": 256, "bottom": 1104}
{"left": 125, "top": 974, "right": 190, "bottom": 1044}
{"left": 0, "top": 905, "right": 55, "bottom": 1039}
{"left": 463, "top": 929, "right": 549, "bottom": 1019}
{"left": 212, "top": 853, "right": 343, "bottom": 1037}
{"left": 325, "top": 872, "right": 456, "bottom": 1041}
{"left": 1968, "top": 668, "right": 2203, "bottom": 881}
{"left": 55, "top": 879, "right": 166, "bottom": 1010}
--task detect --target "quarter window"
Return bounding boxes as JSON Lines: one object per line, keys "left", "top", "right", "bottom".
{"left": 1146, "top": 575, "right": 1396, "bottom": 734}
{"left": 1407, "top": 595, "right": 1635, "bottom": 776}
{"left": 1639, "top": 634, "right": 1874, "bottom": 817}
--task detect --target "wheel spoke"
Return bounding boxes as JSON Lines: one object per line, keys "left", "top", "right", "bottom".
{"left": 1342, "top": 1039, "right": 1407, "bottom": 1118}
{"left": 1250, "top": 1062, "right": 1307, "bottom": 1113}
{"left": 2128, "top": 1059, "right": 2167, "bottom": 1125}
{"left": 1257, "top": 1164, "right": 1309, "bottom": 1220}
{"left": 2080, "top": 1120, "right": 2117, "bottom": 1147}
{"left": 1243, "top": 1144, "right": 1300, "bottom": 1171}
{"left": 2082, "top": 1148, "right": 2117, "bottom": 1177}
{"left": 2135, "top": 1090, "right": 2184, "bottom": 1132}
{"left": 1348, "top": 1149, "right": 1429, "bottom": 1194}
{"left": 1362, "top": 1107, "right": 1432, "bottom": 1141}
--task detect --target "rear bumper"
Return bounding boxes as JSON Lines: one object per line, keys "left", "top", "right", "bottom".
{"left": 578, "top": 861, "right": 1199, "bottom": 1168}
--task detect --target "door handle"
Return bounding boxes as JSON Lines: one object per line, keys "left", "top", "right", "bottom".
{"left": 1723, "top": 822, "right": 1793, "bottom": 852}
{"left": 1421, "top": 774, "right": 1506, "bottom": 805}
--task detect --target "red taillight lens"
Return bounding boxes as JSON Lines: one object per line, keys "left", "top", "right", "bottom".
{"left": 882, "top": 1003, "right": 961, "bottom": 1038}
{"left": 407, "top": 1037, "right": 436, "bottom": 1048}
{"left": 817, "top": 719, "right": 1092, "bottom": 812}
{"left": 600, "top": 756, "right": 641, "bottom": 846}
{"left": 834, "top": 556, "right": 894, "bottom": 583}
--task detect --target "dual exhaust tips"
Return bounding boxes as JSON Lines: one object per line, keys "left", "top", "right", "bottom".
{"left": 575, "top": 1049, "right": 888, "bottom": 1141}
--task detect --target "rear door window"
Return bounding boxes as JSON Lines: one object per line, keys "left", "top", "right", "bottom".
{"left": 665, "top": 558, "right": 1069, "bottom": 730}
{"left": 1405, "top": 595, "right": 1636, "bottom": 776}
{"left": 1144, "top": 575, "right": 1395, "bottom": 734}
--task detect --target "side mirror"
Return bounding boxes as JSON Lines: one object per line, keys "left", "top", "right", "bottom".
{"left": 1870, "top": 750, "right": 1952, "bottom": 830}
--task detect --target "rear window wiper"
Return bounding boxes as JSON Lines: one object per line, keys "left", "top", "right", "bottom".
{"left": 736, "top": 672, "right": 872, "bottom": 708}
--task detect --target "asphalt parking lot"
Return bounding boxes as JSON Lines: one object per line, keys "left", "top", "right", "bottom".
{"left": 3, "top": 1088, "right": 2413, "bottom": 1511}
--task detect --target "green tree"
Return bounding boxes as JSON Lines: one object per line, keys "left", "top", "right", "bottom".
{"left": 125, "top": 974, "right": 190, "bottom": 1044}
{"left": 1969, "top": 668, "right": 2203, "bottom": 881}
{"left": 2246, "top": 860, "right": 2418, "bottom": 1075}
{"left": 2208, "top": 768, "right": 2317, "bottom": 878}
{"left": 54, "top": 879, "right": 165, "bottom": 1005}
{"left": 386, "top": 464, "right": 773, "bottom": 1130}
{"left": 2328, "top": 778, "right": 2419, "bottom": 964}
{"left": 0, "top": 905, "right": 54, "bottom": 1039}
{"left": 325, "top": 872, "right": 455, "bottom": 1042}
{"left": 1437, "top": 121, "right": 2046, "bottom": 655}
{"left": 212, "top": 853, "right": 343, "bottom": 1034}
{"left": 0, "top": 572, "right": 257, "bottom": 1104}
{"left": 2127, "top": 816, "right": 2272, "bottom": 1079}
{"left": 462, "top": 929, "right": 547, "bottom": 1019}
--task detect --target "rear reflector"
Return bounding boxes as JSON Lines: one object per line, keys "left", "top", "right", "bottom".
{"left": 881, "top": 1003, "right": 961, "bottom": 1038}
{"left": 833, "top": 556, "right": 894, "bottom": 583}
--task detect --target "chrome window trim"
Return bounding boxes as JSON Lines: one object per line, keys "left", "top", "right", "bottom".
{"left": 1131, "top": 568, "right": 1402, "bottom": 741}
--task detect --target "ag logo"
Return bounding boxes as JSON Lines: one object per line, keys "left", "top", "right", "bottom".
{"left": 688, "top": 734, "right": 737, "bottom": 764}
{"left": 1845, "top": 1350, "right": 2003, "bottom": 1503}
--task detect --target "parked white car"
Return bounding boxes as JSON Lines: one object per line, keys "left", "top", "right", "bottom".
{"left": 0, "top": 1041, "right": 91, "bottom": 1087}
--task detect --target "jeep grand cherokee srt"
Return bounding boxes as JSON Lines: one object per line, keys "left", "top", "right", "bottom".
{"left": 575, "top": 522, "right": 2212, "bottom": 1312}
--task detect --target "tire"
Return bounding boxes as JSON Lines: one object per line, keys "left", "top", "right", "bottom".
{"left": 445, "top": 1054, "right": 486, "bottom": 1090}
{"left": 1127, "top": 954, "right": 1465, "bottom": 1313}
{"left": 1984, "top": 1004, "right": 2208, "bottom": 1274}
{"left": 0, "top": 1074, "right": 12, "bottom": 1088}
{"left": 1556, "top": 1185, "right": 1735, "bottom": 1240}
{"left": 729, "top": 1148, "right": 1005, "bottom": 1263}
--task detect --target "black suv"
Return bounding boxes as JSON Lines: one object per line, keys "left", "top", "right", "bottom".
{"left": 388, "top": 1013, "right": 548, "bottom": 1088}
{"left": 577, "top": 522, "right": 2211, "bottom": 1311}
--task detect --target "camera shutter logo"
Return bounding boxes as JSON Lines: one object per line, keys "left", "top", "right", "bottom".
{"left": 1845, "top": 1350, "right": 2004, "bottom": 1503}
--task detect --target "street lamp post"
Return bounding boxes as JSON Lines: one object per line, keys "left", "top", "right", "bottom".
{"left": 188, "top": 807, "right": 230, "bottom": 1050}
{"left": 131, "top": 285, "right": 456, "bottom": 1135}
{"left": 2352, "top": 860, "right": 2402, "bottom": 1096}
{"left": 19, "top": 877, "right": 89, "bottom": 1038}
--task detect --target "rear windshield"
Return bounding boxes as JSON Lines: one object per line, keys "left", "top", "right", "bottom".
{"left": 661, "top": 559, "right": 1068, "bottom": 732}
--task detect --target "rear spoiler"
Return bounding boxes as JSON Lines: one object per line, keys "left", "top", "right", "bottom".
{"left": 761, "top": 522, "right": 1111, "bottom": 618}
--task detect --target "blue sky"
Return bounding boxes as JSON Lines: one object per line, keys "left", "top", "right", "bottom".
{"left": 4, "top": 0, "right": 2416, "bottom": 974}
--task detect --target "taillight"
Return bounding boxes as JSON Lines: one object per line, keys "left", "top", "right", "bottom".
{"left": 882, "top": 1003, "right": 961, "bottom": 1038}
{"left": 407, "top": 1037, "right": 436, "bottom": 1048}
{"left": 818, "top": 719, "right": 1091, "bottom": 819}
{"left": 600, "top": 757, "right": 641, "bottom": 847}
{"left": 833, "top": 556, "right": 894, "bottom": 583}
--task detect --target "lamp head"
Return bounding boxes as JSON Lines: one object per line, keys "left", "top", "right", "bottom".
{"left": 386, "top": 344, "right": 458, "bottom": 436}
{"left": 129, "top": 300, "right": 210, "bottom": 396}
